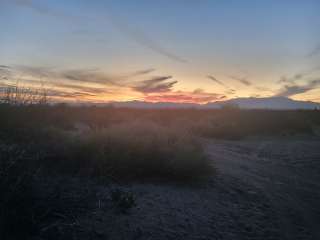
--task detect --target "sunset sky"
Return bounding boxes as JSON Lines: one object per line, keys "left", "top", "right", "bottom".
{"left": 1, "top": 0, "right": 320, "bottom": 103}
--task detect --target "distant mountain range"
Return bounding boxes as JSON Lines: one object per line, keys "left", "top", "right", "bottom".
{"left": 205, "top": 97, "right": 320, "bottom": 110}
{"left": 92, "top": 97, "right": 320, "bottom": 110}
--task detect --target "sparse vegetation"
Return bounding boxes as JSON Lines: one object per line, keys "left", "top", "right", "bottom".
{"left": 43, "top": 121, "right": 210, "bottom": 180}
{"left": 0, "top": 84, "right": 48, "bottom": 106}
{"left": 111, "top": 188, "right": 137, "bottom": 213}
{"left": 1, "top": 88, "right": 320, "bottom": 239}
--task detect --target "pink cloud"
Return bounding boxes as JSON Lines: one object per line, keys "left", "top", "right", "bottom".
{"left": 144, "top": 90, "right": 225, "bottom": 104}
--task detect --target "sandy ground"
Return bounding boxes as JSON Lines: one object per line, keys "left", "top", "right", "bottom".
{"left": 205, "top": 138, "right": 320, "bottom": 240}
{"left": 37, "top": 138, "right": 320, "bottom": 240}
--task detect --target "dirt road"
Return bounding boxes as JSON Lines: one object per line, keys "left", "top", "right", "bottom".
{"left": 205, "top": 138, "right": 320, "bottom": 240}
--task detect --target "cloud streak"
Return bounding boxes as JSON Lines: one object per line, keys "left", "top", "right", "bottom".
{"left": 1, "top": 64, "right": 181, "bottom": 101}
{"left": 278, "top": 66, "right": 320, "bottom": 85}
{"left": 275, "top": 79, "right": 320, "bottom": 97}
{"left": 60, "top": 69, "right": 118, "bottom": 85}
{"left": 11, "top": 0, "right": 86, "bottom": 23}
{"left": 0, "top": 82, "right": 104, "bottom": 101}
{"left": 3, "top": 64, "right": 233, "bottom": 103}
{"left": 0, "top": 65, "right": 110, "bottom": 99}
{"left": 131, "top": 68, "right": 156, "bottom": 77}
{"left": 144, "top": 89, "right": 225, "bottom": 104}
{"left": 228, "top": 75, "right": 252, "bottom": 86}
{"left": 13, "top": 65, "right": 158, "bottom": 84}
{"left": 106, "top": 14, "right": 188, "bottom": 63}
{"left": 207, "top": 75, "right": 226, "bottom": 87}
{"left": 46, "top": 90, "right": 98, "bottom": 99}
{"left": 53, "top": 82, "right": 111, "bottom": 94}
{"left": 207, "top": 74, "right": 237, "bottom": 95}
{"left": 132, "top": 76, "right": 177, "bottom": 94}
{"left": 11, "top": 0, "right": 187, "bottom": 63}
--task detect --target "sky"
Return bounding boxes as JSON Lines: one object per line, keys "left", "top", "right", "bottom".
{"left": 1, "top": 0, "right": 320, "bottom": 103}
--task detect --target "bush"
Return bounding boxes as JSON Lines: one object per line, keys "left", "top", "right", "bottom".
{"left": 41, "top": 121, "right": 212, "bottom": 181}
{"left": 111, "top": 188, "right": 136, "bottom": 213}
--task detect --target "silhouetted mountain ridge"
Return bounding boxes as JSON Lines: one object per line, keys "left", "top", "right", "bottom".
{"left": 90, "top": 97, "right": 320, "bottom": 109}
{"left": 205, "top": 97, "right": 320, "bottom": 110}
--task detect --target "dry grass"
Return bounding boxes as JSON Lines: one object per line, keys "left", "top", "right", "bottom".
{"left": 0, "top": 119, "right": 211, "bottom": 239}
{"left": 42, "top": 120, "right": 211, "bottom": 180}
{"left": 1, "top": 103, "right": 320, "bottom": 239}
{"left": 0, "top": 84, "right": 48, "bottom": 106}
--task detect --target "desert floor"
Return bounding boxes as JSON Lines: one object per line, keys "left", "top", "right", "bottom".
{"left": 37, "top": 137, "right": 320, "bottom": 240}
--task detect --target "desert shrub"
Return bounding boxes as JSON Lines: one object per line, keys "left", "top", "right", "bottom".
{"left": 1, "top": 104, "right": 319, "bottom": 142}
{"left": 38, "top": 121, "right": 212, "bottom": 181}
{"left": 111, "top": 188, "right": 136, "bottom": 213}
{"left": 1, "top": 105, "right": 319, "bottom": 182}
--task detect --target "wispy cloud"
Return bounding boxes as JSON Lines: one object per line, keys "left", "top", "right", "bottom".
{"left": 278, "top": 66, "right": 320, "bottom": 85}
{"left": 106, "top": 15, "right": 188, "bottom": 63}
{"left": 60, "top": 69, "right": 117, "bottom": 85}
{"left": 0, "top": 65, "right": 109, "bottom": 99}
{"left": 207, "top": 75, "right": 236, "bottom": 95}
{"left": 5, "top": 65, "right": 141, "bottom": 85}
{"left": 131, "top": 76, "right": 177, "bottom": 94}
{"left": 11, "top": 0, "right": 187, "bottom": 63}
{"left": 44, "top": 81, "right": 113, "bottom": 95}
{"left": 10, "top": 65, "right": 157, "bottom": 85}
{"left": 46, "top": 90, "right": 98, "bottom": 99}
{"left": 278, "top": 74, "right": 305, "bottom": 85}
{"left": 228, "top": 75, "right": 252, "bottom": 86}
{"left": 144, "top": 89, "right": 225, "bottom": 104}
{"left": 11, "top": 0, "right": 84, "bottom": 22}
{"left": 0, "top": 81, "right": 103, "bottom": 100}
{"left": 207, "top": 75, "right": 226, "bottom": 87}
{"left": 13, "top": 65, "right": 58, "bottom": 79}
{"left": 1, "top": 64, "right": 180, "bottom": 101}
{"left": 18, "top": 79, "right": 113, "bottom": 94}
{"left": 131, "top": 68, "right": 156, "bottom": 76}
{"left": 0, "top": 65, "right": 226, "bottom": 103}
{"left": 278, "top": 76, "right": 292, "bottom": 84}
{"left": 275, "top": 79, "right": 320, "bottom": 97}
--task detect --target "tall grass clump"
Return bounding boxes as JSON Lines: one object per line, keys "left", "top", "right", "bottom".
{"left": 43, "top": 121, "right": 212, "bottom": 181}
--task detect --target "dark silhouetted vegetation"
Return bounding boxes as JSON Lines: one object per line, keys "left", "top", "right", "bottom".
{"left": 1, "top": 92, "right": 320, "bottom": 238}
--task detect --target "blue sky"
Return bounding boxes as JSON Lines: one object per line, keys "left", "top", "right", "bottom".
{"left": 1, "top": 0, "right": 320, "bottom": 103}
